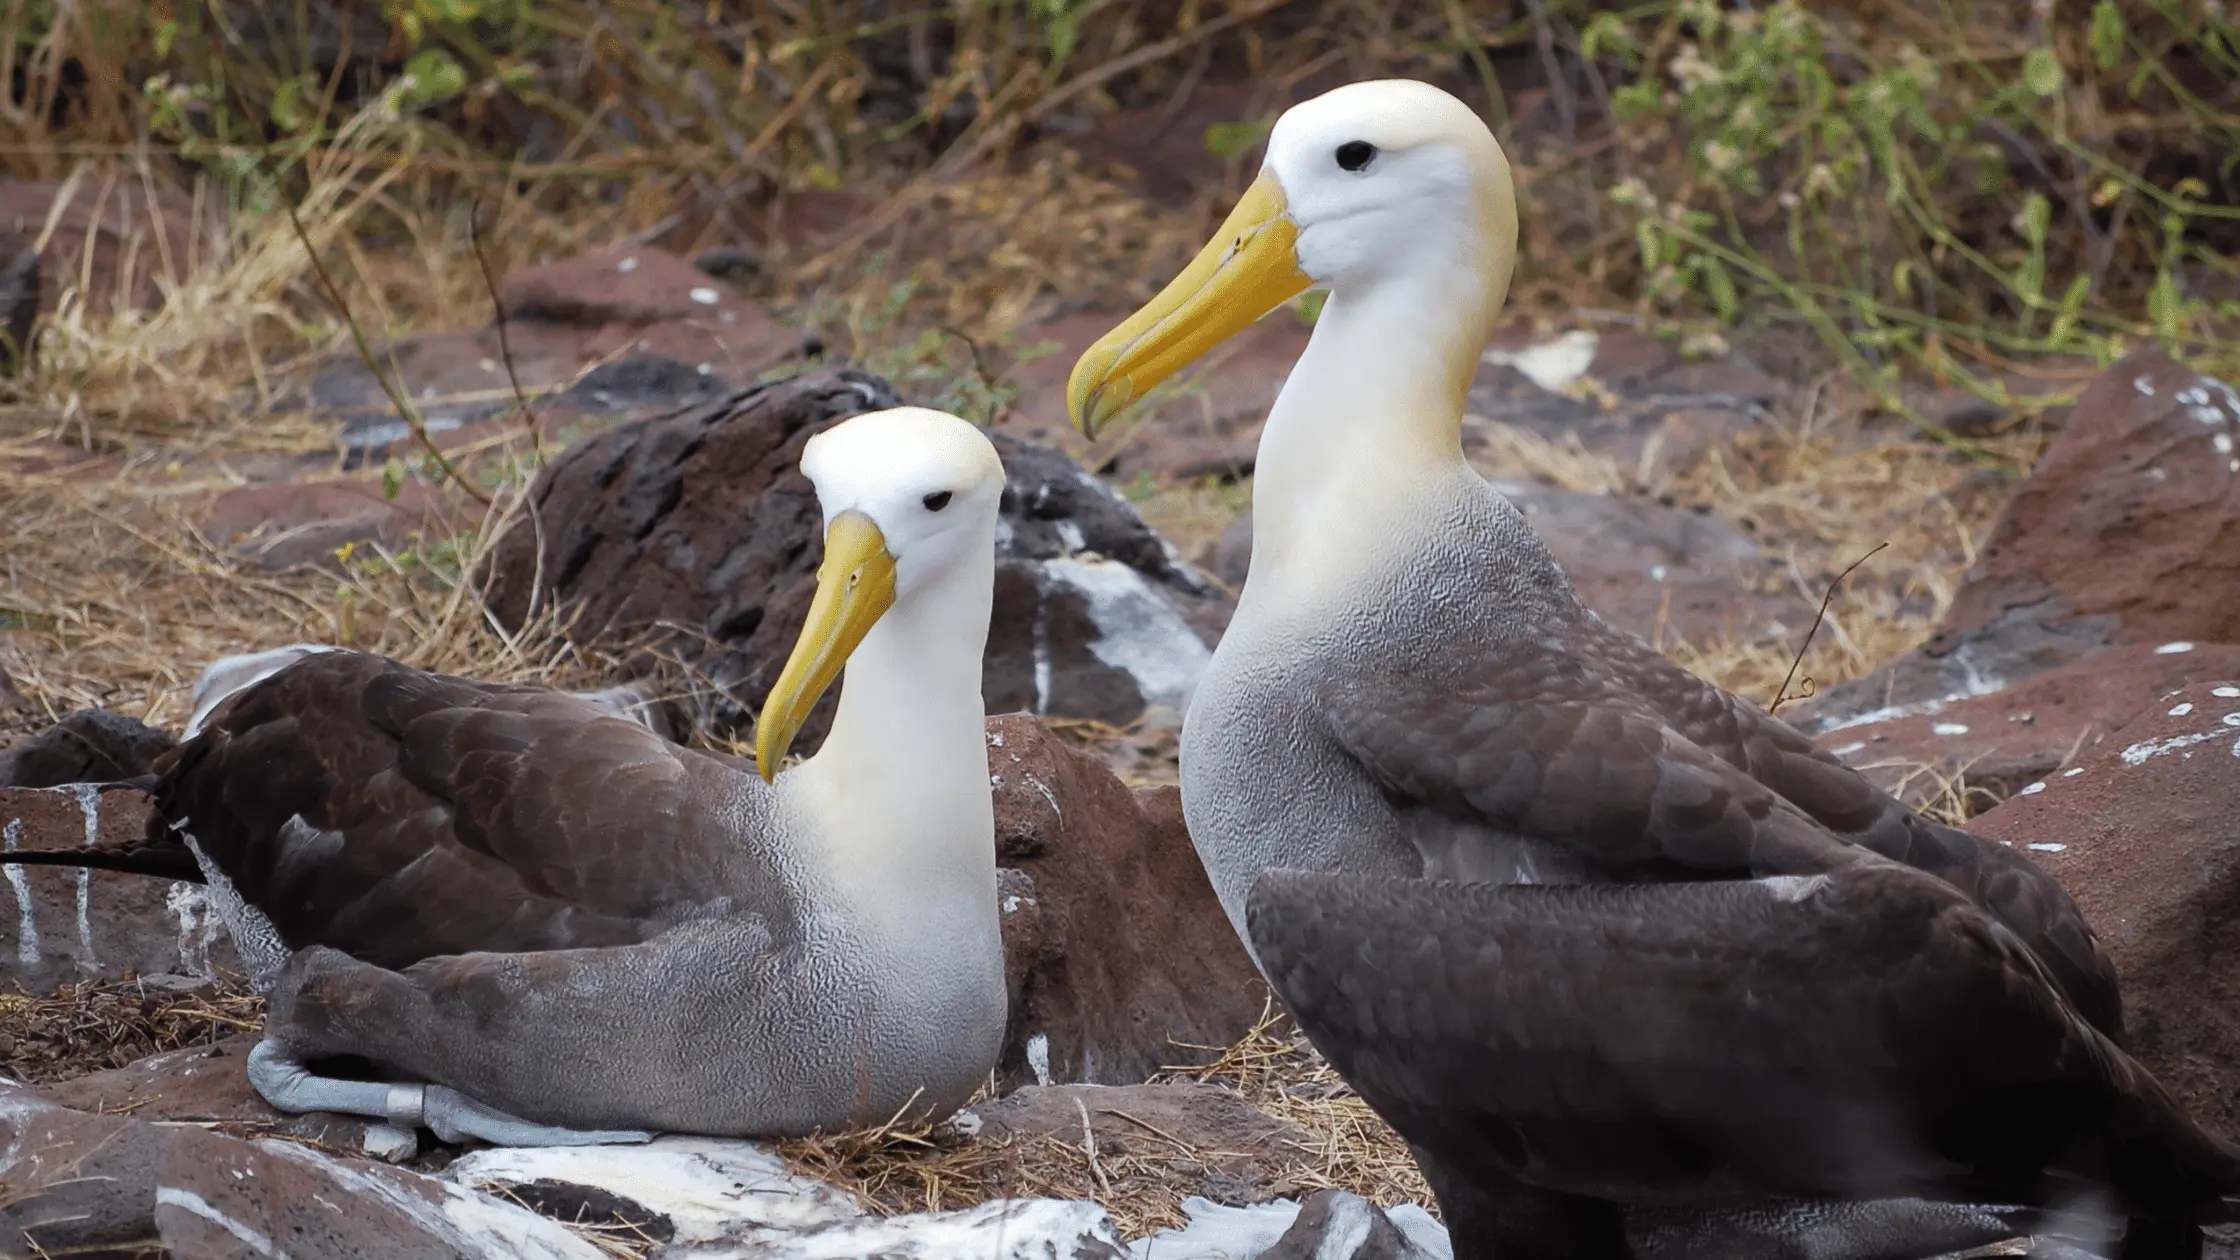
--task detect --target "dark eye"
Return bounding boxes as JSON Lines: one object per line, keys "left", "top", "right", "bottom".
{"left": 922, "top": 490, "right": 953, "bottom": 512}
{"left": 1335, "top": 141, "right": 1376, "bottom": 172}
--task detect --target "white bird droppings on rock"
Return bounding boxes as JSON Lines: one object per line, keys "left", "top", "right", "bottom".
{"left": 1830, "top": 741, "right": 1866, "bottom": 757}
{"left": 2029, "top": 843, "right": 2068, "bottom": 853}
{"left": 689, "top": 286, "right": 719, "bottom": 305}
{"left": 2064, "top": 767, "right": 2086, "bottom": 777}
{"left": 616, "top": 256, "right": 638, "bottom": 273}
{"left": 1931, "top": 723, "right": 1970, "bottom": 736}
{"left": 2134, "top": 375, "right": 2157, "bottom": 396}
{"left": 2019, "top": 782, "right": 2047, "bottom": 796}
{"left": 2171, "top": 703, "right": 2195, "bottom": 717}
{"left": 2156, "top": 641, "right": 2196, "bottom": 655}
{"left": 2216, "top": 686, "right": 2240, "bottom": 698}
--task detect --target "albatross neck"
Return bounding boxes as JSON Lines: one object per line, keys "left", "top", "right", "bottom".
{"left": 1244, "top": 255, "right": 1502, "bottom": 599}
{"left": 785, "top": 549, "right": 997, "bottom": 916}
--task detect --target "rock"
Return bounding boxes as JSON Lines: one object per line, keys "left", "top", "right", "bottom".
{"left": 1467, "top": 326, "right": 1784, "bottom": 480}
{"left": 1812, "top": 643, "right": 2240, "bottom": 810}
{"left": 972, "top": 1081, "right": 1307, "bottom": 1205}
{"left": 1260, "top": 1190, "right": 1448, "bottom": 1260}
{"left": 0, "top": 709, "right": 176, "bottom": 787}
{"left": 0, "top": 1082, "right": 169, "bottom": 1256}
{"left": 0, "top": 224, "right": 34, "bottom": 374}
{"left": 1969, "top": 679, "right": 2240, "bottom": 1138}
{"left": 289, "top": 245, "right": 808, "bottom": 459}
{"left": 1129, "top": 1194, "right": 1450, "bottom": 1260}
{"left": 450, "top": 1136, "right": 1128, "bottom": 1258}
{"left": 986, "top": 715, "right": 1268, "bottom": 1089}
{"left": 37, "top": 1034, "right": 383, "bottom": 1154}
{"left": 481, "top": 369, "right": 1229, "bottom": 745}
{"left": 1805, "top": 350, "right": 2240, "bottom": 730}
{"left": 1205, "top": 482, "right": 1801, "bottom": 649}
{"left": 0, "top": 784, "right": 238, "bottom": 993}
{"left": 997, "top": 308, "right": 1310, "bottom": 481}
{"left": 200, "top": 474, "right": 455, "bottom": 573}
{"left": 1902, "top": 382, "right": 2009, "bottom": 437}
{"left": 153, "top": 1125, "right": 610, "bottom": 1260}
{"left": 0, "top": 178, "right": 205, "bottom": 317}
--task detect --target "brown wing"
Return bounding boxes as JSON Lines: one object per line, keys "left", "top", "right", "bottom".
{"left": 1323, "top": 625, "right": 2123, "bottom": 1038}
{"left": 1583, "top": 623, "right": 2124, "bottom": 1038}
{"left": 157, "top": 650, "right": 775, "bottom": 970}
{"left": 1245, "top": 865, "right": 2240, "bottom": 1220}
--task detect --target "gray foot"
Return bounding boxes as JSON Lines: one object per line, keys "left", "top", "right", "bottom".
{"left": 246, "top": 1037, "right": 654, "bottom": 1147}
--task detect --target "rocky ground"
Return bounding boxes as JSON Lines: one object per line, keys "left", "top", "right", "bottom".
{"left": 6, "top": 169, "right": 2240, "bottom": 1259}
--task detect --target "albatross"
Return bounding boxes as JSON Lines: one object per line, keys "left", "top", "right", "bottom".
{"left": 1065, "top": 79, "right": 2240, "bottom": 1258}
{"left": 8, "top": 405, "right": 1010, "bottom": 1146}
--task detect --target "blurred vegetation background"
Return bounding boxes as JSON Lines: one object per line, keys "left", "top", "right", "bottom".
{"left": 1, "top": 0, "right": 2235, "bottom": 435}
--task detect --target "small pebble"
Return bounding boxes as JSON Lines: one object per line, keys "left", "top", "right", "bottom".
{"left": 617, "top": 256, "right": 639, "bottom": 273}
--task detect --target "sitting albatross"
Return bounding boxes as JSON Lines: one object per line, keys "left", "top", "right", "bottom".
{"left": 1066, "top": 79, "right": 2240, "bottom": 1257}
{"left": 8, "top": 406, "right": 1010, "bottom": 1146}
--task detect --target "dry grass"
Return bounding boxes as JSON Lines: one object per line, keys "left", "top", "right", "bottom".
{"left": 0, "top": 977, "right": 262, "bottom": 1084}
{"left": 776, "top": 1006, "right": 1422, "bottom": 1236}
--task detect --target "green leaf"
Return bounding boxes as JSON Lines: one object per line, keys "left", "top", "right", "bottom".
{"left": 2022, "top": 48, "right": 2065, "bottom": 97}
{"left": 2048, "top": 274, "right": 2093, "bottom": 346}
{"left": 2019, "top": 191, "right": 2051, "bottom": 245}
{"left": 1704, "top": 258, "right": 1739, "bottom": 323}
{"left": 403, "top": 48, "right": 468, "bottom": 105}
{"left": 1203, "top": 118, "right": 1273, "bottom": 161}
{"left": 1636, "top": 220, "right": 1663, "bottom": 270}
{"left": 382, "top": 458, "right": 405, "bottom": 502}
{"left": 2090, "top": 1, "right": 2127, "bottom": 68}
{"left": 153, "top": 18, "right": 179, "bottom": 59}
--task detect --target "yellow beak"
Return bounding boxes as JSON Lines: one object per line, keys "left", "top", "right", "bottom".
{"left": 754, "top": 510, "right": 897, "bottom": 782}
{"left": 1066, "top": 171, "right": 1312, "bottom": 439}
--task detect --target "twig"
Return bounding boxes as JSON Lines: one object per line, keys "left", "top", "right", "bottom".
{"left": 192, "top": 0, "right": 490, "bottom": 508}
{"left": 468, "top": 197, "right": 542, "bottom": 461}
{"left": 1769, "top": 542, "right": 1887, "bottom": 716}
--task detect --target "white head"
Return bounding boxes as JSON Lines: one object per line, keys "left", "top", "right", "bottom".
{"left": 1067, "top": 79, "right": 1517, "bottom": 436}
{"left": 756, "top": 406, "right": 1006, "bottom": 779}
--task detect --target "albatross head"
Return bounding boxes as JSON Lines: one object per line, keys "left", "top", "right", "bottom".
{"left": 1066, "top": 79, "right": 1516, "bottom": 438}
{"left": 754, "top": 406, "right": 1005, "bottom": 781}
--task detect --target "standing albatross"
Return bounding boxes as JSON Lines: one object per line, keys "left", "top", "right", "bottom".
{"left": 1066, "top": 79, "right": 2240, "bottom": 1258}
{"left": 8, "top": 406, "right": 1010, "bottom": 1146}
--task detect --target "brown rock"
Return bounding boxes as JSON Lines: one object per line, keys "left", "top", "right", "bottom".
{"left": 482, "top": 369, "right": 1228, "bottom": 744}
{"left": 1806, "top": 350, "right": 2240, "bottom": 729}
{"left": 986, "top": 715, "right": 1267, "bottom": 1089}
{"left": 0, "top": 710, "right": 175, "bottom": 787}
{"left": 0, "top": 1082, "right": 168, "bottom": 1256}
{"left": 38, "top": 1034, "right": 377, "bottom": 1152}
{"left": 970, "top": 1080, "right": 1305, "bottom": 1201}
{"left": 200, "top": 475, "right": 454, "bottom": 573}
{"left": 293, "top": 245, "right": 808, "bottom": 460}
{"left": 152, "top": 1125, "right": 601, "bottom": 1259}
{"left": 1814, "top": 643, "right": 2240, "bottom": 809}
{"left": 0, "top": 178, "right": 205, "bottom": 317}
{"left": 1970, "top": 678, "right": 2240, "bottom": 1138}
{"left": 0, "top": 785, "right": 239, "bottom": 992}
{"left": 997, "top": 307, "right": 1310, "bottom": 480}
{"left": 1468, "top": 326, "right": 1784, "bottom": 480}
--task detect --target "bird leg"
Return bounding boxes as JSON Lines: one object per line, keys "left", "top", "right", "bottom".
{"left": 246, "top": 1038, "right": 654, "bottom": 1147}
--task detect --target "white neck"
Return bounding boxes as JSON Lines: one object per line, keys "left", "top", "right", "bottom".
{"left": 781, "top": 543, "right": 997, "bottom": 926}
{"left": 1244, "top": 255, "right": 1499, "bottom": 602}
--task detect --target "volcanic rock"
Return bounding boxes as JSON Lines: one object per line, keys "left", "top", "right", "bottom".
{"left": 1813, "top": 642, "right": 2240, "bottom": 809}
{"left": 987, "top": 715, "right": 1265, "bottom": 1089}
{"left": 0, "top": 709, "right": 176, "bottom": 788}
{"left": 0, "top": 224, "right": 33, "bottom": 374}
{"left": 291, "top": 244, "right": 809, "bottom": 460}
{"left": 0, "top": 784, "right": 237, "bottom": 993}
{"left": 37, "top": 1034, "right": 386, "bottom": 1154}
{"left": 0, "top": 178, "right": 205, "bottom": 318}
{"left": 1970, "top": 679, "right": 2240, "bottom": 1139}
{"left": 1804, "top": 350, "right": 2240, "bottom": 731}
{"left": 480, "top": 369, "right": 1227, "bottom": 746}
